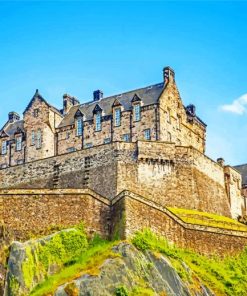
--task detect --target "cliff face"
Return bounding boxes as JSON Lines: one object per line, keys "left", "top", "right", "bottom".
{"left": 54, "top": 243, "right": 214, "bottom": 296}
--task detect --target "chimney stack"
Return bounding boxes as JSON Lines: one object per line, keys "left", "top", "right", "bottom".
{"left": 63, "top": 94, "right": 80, "bottom": 115}
{"left": 163, "top": 66, "right": 175, "bottom": 86}
{"left": 8, "top": 112, "right": 20, "bottom": 123}
{"left": 93, "top": 90, "right": 103, "bottom": 101}
{"left": 217, "top": 158, "right": 225, "bottom": 167}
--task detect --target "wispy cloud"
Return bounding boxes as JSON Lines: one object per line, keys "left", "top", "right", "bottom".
{"left": 220, "top": 94, "right": 247, "bottom": 115}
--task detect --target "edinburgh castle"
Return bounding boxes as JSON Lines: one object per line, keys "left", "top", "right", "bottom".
{"left": 1, "top": 67, "right": 247, "bottom": 256}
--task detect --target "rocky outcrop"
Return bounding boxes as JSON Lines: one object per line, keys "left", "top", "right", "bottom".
{"left": 55, "top": 243, "right": 214, "bottom": 296}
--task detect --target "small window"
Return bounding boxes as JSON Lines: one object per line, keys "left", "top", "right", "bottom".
{"left": 85, "top": 143, "right": 93, "bottom": 149}
{"left": 167, "top": 132, "right": 172, "bottom": 142}
{"left": 1, "top": 141, "right": 7, "bottom": 155}
{"left": 31, "top": 130, "right": 35, "bottom": 145}
{"left": 33, "top": 109, "right": 39, "bottom": 118}
{"left": 114, "top": 108, "right": 121, "bottom": 127}
{"left": 144, "top": 129, "right": 151, "bottom": 140}
{"left": 177, "top": 115, "right": 181, "bottom": 130}
{"left": 104, "top": 138, "right": 111, "bottom": 144}
{"left": 67, "top": 147, "right": 76, "bottom": 153}
{"left": 16, "top": 136, "right": 22, "bottom": 151}
{"left": 167, "top": 109, "right": 171, "bottom": 123}
{"left": 133, "top": 104, "right": 141, "bottom": 122}
{"left": 122, "top": 134, "right": 130, "bottom": 142}
{"left": 95, "top": 113, "right": 101, "bottom": 131}
{"left": 76, "top": 118, "right": 83, "bottom": 136}
{"left": 1, "top": 164, "right": 7, "bottom": 169}
{"left": 17, "top": 159, "right": 23, "bottom": 165}
{"left": 36, "top": 129, "right": 42, "bottom": 149}
{"left": 66, "top": 132, "right": 70, "bottom": 140}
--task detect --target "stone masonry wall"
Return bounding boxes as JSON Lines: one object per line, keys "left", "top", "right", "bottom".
{"left": 0, "top": 189, "right": 110, "bottom": 241}
{"left": 118, "top": 191, "right": 247, "bottom": 256}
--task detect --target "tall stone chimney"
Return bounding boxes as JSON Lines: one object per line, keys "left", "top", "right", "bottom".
{"left": 8, "top": 112, "right": 20, "bottom": 123}
{"left": 163, "top": 66, "right": 175, "bottom": 86}
{"left": 63, "top": 94, "right": 80, "bottom": 115}
{"left": 93, "top": 90, "right": 103, "bottom": 101}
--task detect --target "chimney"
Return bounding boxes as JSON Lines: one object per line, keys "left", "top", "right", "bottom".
{"left": 217, "top": 158, "right": 225, "bottom": 167}
{"left": 163, "top": 66, "right": 175, "bottom": 86}
{"left": 8, "top": 112, "right": 20, "bottom": 123}
{"left": 93, "top": 90, "right": 103, "bottom": 101}
{"left": 63, "top": 94, "right": 80, "bottom": 115}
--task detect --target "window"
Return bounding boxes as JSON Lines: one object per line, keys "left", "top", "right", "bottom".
{"left": 17, "top": 159, "right": 23, "bottom": 165}
{"left": 167, "top": 132, "right": 172, "bottom": 142}
{"left": 36, "top": 129, "right": 42, "bottom": 148}
{"left": 95, "top": 113, "right": 101, "bottom": 131}
{"left": 177, "top": 115, "right": 181, "bottom": 130}
{"left": 122, "top": 134, "right": 130, "bottom": 142}
{"left": 66, "top": 132, "right": 70, "bottom": 140}
{"left": 76, "top": 118, "right": 83, "bottom": 136}
{"left": 85, "top": 143, "right": 93, "bottom": 149}
{"left": 31, "top": 131, "right": 35, "bottom": 145}
{"left": 16, "top": 136, "right": 22, "bottom": 151}
{"left": 114, "top": 108, "right": 121, "bottom": 126}
{"left": 67, "top": 147, "right": 76, "bottom": 153}
{"left": 1, "top": 164, "right": 7, "bottom": 169}
{"left": 133, "top": 104, "right": 141, "bottom": 121}
{"left": 104, "top": 138, "right": 111, "bottom": 144}
{"left": 167, "top": 109, "right": 171, "bottom": 123}
{"left": 144, "top": 129, "right": 151, "bottom": 140}
{"left": 33, "top": 108, "right": 39, "bottom": 118}
{"left": 1, "top": 141, "right": 7, "bottom": 155}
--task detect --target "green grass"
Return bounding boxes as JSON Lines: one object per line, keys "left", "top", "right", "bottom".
{"left": 30, "top": 235, "right": 118, "bottom": 296}
{"left": 168, "top": 207, "right": 247, "bottom": 232}
{"left": 132, "top": 229, "right": 247, "bottom": 296}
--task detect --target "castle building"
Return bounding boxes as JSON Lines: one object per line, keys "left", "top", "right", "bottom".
{"left": 0, "top": 67, "right": 206, "bottom": 167}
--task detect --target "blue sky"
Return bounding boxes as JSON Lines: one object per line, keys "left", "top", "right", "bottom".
{"left": 0, "top": 1, "right": 247, "bottom": 165}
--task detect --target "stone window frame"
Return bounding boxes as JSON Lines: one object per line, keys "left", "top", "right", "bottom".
{"left": 33, "top": 108, "right": 40, "bottom": 118}
{"left": 76, "top": 117, "right": 83, "bottom": 137}
{"left": 122, "top": 134, "right": 130, "bottom": 142}
{"left": 133, "top": 103, "right": 141, "bottom": 122}
{"left": 85, "top": 142, "right": 93, "bottom": 149}
{"left": 1, "top": 140, "right": 7, "bottom": 155}
{"left": 177, "top": 115, "right": 182, "bottom": 130}
{"left": 16, "top": 135, "right": 22, "bottom": 151}
{"left": 67, "top": 147, "right": 76, "bottom": 153}
{"left": 104, "top": 138, "right": 111, "bottom": 144}
{"left": 31, "top": 130, "right": 35, "bottom": 146}
{"left": 144, "top": 128, "right": 151, "bottom": 141}
{"left": 95, "top": 112, "right": 102, "bottom": 132}
{"left": 36, "top": 129, "right": 42, "bottom": 149}
{"left": 167, "top": 108, "right": 171, "bottom": 123}
{"left": 114, "top": 108, "right": 121, "bottom": 127}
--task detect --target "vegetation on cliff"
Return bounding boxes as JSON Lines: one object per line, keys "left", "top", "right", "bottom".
{"left": 5, "top": 228, "right": 247, "bottom": 296}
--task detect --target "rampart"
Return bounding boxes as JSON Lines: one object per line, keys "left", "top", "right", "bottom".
{"left": 0, "top": 188, "right": 247, "bottom": 256}
{"left": 0, "top": 141, "right": 242, "bottom": 217}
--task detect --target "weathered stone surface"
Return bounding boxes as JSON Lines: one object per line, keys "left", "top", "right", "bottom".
{"left": 55, "top": 243, "right": 214, "bottom": 296}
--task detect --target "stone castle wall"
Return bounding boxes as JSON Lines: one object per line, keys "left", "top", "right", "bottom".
{"left": 0, "top": 141, "right": 242, "bottom": 218}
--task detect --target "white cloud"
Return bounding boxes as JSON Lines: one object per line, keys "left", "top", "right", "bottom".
{"left": 220, "top": 94, "right": 247, "bottom": 115}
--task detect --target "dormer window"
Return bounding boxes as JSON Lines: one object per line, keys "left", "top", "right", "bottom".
{"left": 95, "top": 113, "right": 101, "bottom": 131}
{"left": 16, "top": 136, "right": 22, "bottom": 151}
{"left": 1, "top": 141, "right": 7, "bottom": 155}
{"left": 76, "top": 118, "right": 83, "bottom": 136}
{"left": 114, "top": 108, "right": 121, "bottom": 127}
{"left": 133, "top": 104, "right": 141, "bottom": 122}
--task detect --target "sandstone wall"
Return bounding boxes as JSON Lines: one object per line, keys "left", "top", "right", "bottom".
{"left": 0, "top": 189, "right": 110, "bottom": 241}
{"left": 117, "top": 191, "right": 247, "bottom": 256}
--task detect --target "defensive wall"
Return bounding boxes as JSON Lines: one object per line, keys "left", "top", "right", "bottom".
{"left": 0, "top": 141, "right": 244, "bottom": 218}
{"left": 0, "top": 188, "right": 247, "bottom": 256}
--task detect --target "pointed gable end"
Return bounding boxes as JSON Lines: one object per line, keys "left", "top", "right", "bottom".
{"left": 74, "top": 109, "right": 84, "bottom": 118}
{"left": 23, "top": 89, "right": 49, "bottom": 115}
{"left": 131, "top": 94, "right": 142, "bottom": 103}
{"left": 93, "top": 104, "right": 103, "bottom": 114}
{"left": 0, "top": 130, "right": 9, "bottom": 138}
{"left": 112, "top": 99, "right": 122, "bottom": 108}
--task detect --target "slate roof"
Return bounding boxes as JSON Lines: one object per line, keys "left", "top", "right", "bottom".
{"left": 58, "top": 82, "right": 165, "bottom": 128}
{"left": 234, "top": 164, "right": 247, "bottom": 185}
{"left": 0, "top": 120, "right": 24, "bottom": 139}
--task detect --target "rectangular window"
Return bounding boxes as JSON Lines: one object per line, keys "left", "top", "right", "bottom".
{"left": 133, "top": 104, "right": 141, "bottom": 121}
{"left": 144, "top": 129, "right": 151, "bottom": 140}
{"left": 95, "top": 113, "right": 101, "bottom": 131}
{"left": 17, "top": 159, "right": 23, "bottom": 165}
{"left": 85, "top": 143, "right": 93, "bottom": 149}
{"left": 167, "top": 109, "right": 171, "bottom": 123}
{"left": 104, "top": 138, "right": 111, "bottom": 144}
{"left": 76, "top": 118, "right": 83, "bottom": 136}
{"left": 1, "top": 141, "right": 7, "bottom": 155}
{"left": 16, "top": 136, "right": 22, "bottom": 151}
{"left": 31, "top": 130, "right": 35, "bottom": 145}
{"left": 122, "top": 134, "right": 130, "bottom": 142}
{"left": 114, "top": 108, "right": 121, "bottom": 126}
{"left": 36, "top": 129, "right": 42, "bottom": 149}
{"left": 67, "top": 147, "right": 76, "bottom": 153}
